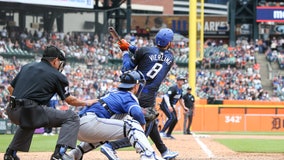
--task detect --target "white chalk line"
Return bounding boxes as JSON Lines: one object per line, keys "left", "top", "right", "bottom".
{"left": 192, "top": 132, "right": 215, "bottom": 158}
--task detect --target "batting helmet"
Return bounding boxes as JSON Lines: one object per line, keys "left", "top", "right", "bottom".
{"left": 118, "top": 70, "right": 146, "bottom": 89}
{"left": 155, "top": 28, "right": 174, "bottom": 47}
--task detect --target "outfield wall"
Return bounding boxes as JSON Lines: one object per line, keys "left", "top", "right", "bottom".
{"left": 156, "top": 98, "right": 284, "bottom": 132}
{"left": 1, "top": 98, "right": 284, "bottom": 134}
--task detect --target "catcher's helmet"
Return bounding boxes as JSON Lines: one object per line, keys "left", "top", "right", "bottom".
{"left": 118, "top": 70, "right": 145, "bottom": 89}
{"left": 155, "top": 28, "right": 174, "bottom": 47}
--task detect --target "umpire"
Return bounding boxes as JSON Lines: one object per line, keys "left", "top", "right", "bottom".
{"left": 182, "top": 87, "right": 195, "bottom": 134}
{"left": 4, "top": 45, "right": 97, "bottom": 160}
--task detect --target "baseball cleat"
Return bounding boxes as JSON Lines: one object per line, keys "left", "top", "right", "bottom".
{"left": 4, "top": 154, "right": 20, "bottom": 160}
{"left": 100, "top": 143, "right": 120, "bottom": 160}
{"left": 50, "top": 153, "right": 74, "bottom": 160}
{"left": 161, "top": 135, "right": 175, "bottom": 140}
{"left": 67, "top": 146, "right": 83, "bottom": 160}
{"left": 159, "top": 132, "right": 166, "bottom": 137}
{"left": 161, "top": 149, "right": 178, "bottom": 159}
{"left": 140, "top": 151, "right": 165, "bottom": 160}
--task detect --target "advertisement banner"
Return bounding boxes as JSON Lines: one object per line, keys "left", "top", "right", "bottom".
{"left": 257, "top": 6, "right": 284, "bottom": 22}
{"left": 131, "top": 15, "right": 229, "bottom": 36}
{"left": 0, "top": 0, "right": 93, "bottom": 9}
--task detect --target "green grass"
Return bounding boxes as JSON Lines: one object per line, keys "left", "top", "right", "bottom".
{"left": 0, "top": 134, "right": 58, "bottom": 152}
{"left": 215, "top": 139, "right": 284, "bottom": 153}
{"left": 193, "top": 131, "right": 284, "bottom": 153}
{"left": 1, "top": 132, "right": 284, "bottom": 153}
{"left": 0, "top": 134, "right": 136, "bottom": 153}
{"left": 195, "top": 131, "right": 284, "bottom": 136}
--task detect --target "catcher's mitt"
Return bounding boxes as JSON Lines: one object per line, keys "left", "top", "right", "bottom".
{"left": 143, "top": 107, "right": 159, "bottom": 122}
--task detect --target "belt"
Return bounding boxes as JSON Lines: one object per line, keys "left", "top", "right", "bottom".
{"left": 10, "top": 96, "right": 38, "bottom": 108}
{"left": 99, "top": 99, "right": 114, "bottom": 116}
{"left": 15, "top": 99, "right": 37, "bottom": 106}
{"left": 79, "top": 111, "right": 96, "bottom": 117}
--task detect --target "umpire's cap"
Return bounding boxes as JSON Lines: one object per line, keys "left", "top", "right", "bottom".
{"left": 118, "top": 70, "right": 146, "bottom": 89}
{"left": 155, "top": 28, "right": 174, "bottom": 47}
{"left": 43, "top": 45, "right": 66, "bottom": 61}
{"left": 177, "top": 76, "right": 186, "bottom": 81}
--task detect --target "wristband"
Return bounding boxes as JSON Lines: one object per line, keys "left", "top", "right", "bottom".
{"left": 122, "top": 51, "right": 129, "bottom": 57}
{"left": 129, "top": 45, "right": 137, "bottom": 53}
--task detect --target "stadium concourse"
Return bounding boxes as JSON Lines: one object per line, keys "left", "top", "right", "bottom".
{"left": 0, "top": 27, "right": 284, "bottom": 116}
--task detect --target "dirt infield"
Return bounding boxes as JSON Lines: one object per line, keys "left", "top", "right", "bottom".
{"left": 1, "top": 134, "right": 284, "bottom": 160}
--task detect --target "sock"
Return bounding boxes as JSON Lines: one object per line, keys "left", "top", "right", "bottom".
{"left": 59, "top": 146, "right": 67, "bottom": 156}
{"left": 54, "top": 144, "right": 68, "bottom": 156}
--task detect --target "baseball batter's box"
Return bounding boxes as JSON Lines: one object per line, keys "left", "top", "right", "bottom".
{"left": 156, "top": 98, "right": 284, "bottom": 132}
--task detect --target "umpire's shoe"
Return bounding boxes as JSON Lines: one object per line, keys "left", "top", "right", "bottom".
{"left": 4, "top": 148, "right": 20, "bottom": 160}
{"left": 4, "top": 154, "right": 20, "bottom": 160}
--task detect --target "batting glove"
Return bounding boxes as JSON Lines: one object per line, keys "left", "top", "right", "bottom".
{"left": 118, "top": 39, "right": 130, "bottom": 51}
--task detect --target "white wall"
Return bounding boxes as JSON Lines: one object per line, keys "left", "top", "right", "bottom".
{"left": 2, "top": 12, "right": 104, "bottom": 34}
{"left": 64, "top": 12, "right": 104, "bottom": 33}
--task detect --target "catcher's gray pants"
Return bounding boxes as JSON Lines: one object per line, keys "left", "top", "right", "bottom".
{"left": 78, "top": 113, "right": 128, "bottom": 142}
{"left": 6, "top": 106, "right": 79, "bottom": 152}
{"left": 75, "top": 113, "right": 155, "bottom": 152}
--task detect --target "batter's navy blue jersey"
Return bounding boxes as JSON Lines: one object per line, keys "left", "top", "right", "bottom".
{"left": 10, "top": 60, "right": 70, "bottom": 105}
{"left": 161, "top": 85, "right": 183, "bottom": 107}
{"left": 79, "top": 89, "right": 146, "bottom": 125}
{"left": 122, "top": 47, "right": 174, "bottom": 108}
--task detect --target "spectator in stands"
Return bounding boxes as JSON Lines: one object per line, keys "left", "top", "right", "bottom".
{"left": 0, "top": 25, "right": 283, "bottom": 102}
{"left": 0, "top": 43, "right": 6, "bottom": 53}
{"left": 202, "top": 57, "right": 210, "bottom": 69}
{"left": 1, "top": 27, "right": 8, "bottom": 38}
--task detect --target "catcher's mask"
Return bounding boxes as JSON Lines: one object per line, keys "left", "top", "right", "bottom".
{"left": 118, "top": 70, "right": 146, "bottom": 97}
{"left": 42, "top": 45, "right": 66, "bottom": 72}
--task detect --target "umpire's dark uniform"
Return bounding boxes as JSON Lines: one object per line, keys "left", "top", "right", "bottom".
{"left": 4, "top": 46, "right": 80, "bottom": 160}
{"left": 182, "top": 87, "right": 195, "bottom": 134}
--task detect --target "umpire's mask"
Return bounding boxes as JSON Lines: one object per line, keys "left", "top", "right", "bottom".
{"left": 43, "top": 45, "right": 66, "bottom": 72}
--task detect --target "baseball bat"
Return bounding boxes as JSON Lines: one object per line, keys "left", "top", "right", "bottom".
{"left": 108, "top": 27, "right": 121, "bottom": 43}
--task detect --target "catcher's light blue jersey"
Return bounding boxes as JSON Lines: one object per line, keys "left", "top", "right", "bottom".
{"left": 79, "top": 90, "right": 146, "bottom": 125}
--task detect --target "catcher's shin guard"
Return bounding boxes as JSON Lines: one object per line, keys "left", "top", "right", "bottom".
{"left": 124, "top": 119, "right": 156, "bottom": 156}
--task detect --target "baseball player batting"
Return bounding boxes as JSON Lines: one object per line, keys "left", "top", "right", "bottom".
{"left": 101, "top": 28, "right": 179, "bottom": 160}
